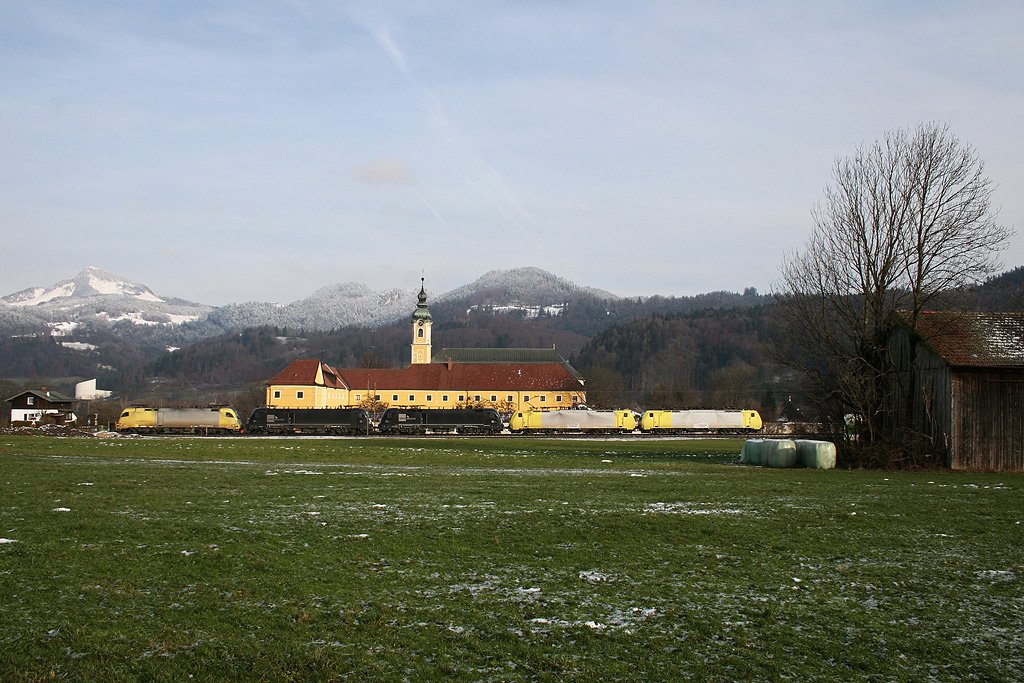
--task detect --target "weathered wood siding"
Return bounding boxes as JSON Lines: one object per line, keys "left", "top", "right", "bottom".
{"left": 886, "top": 329, "right": 953, "bottom": 457}
{"left": 887, "top": 328, "right": 1024, "bottom": 471}
{"left": 950, "top": 368, "right": 1024, "bottom": 471}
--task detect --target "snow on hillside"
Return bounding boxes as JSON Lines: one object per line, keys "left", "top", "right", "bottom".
{"left": 1, "top": 265, "right": 621, "bottom": 339}
{"left": 438, "top": 266, "right": 618, "bottom": 305}
{"left": 3, "top": 266, "right": 166, "bottom": 306}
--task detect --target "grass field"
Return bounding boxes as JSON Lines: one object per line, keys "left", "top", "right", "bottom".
{"left": 1, "top": 435, "right": 1021, "bottom": 681}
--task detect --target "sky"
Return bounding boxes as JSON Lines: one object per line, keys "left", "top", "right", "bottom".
{"left": 1, "top": 1, "right": 1022, "bottom": 305}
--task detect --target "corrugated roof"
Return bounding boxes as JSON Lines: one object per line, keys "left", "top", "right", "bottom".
{"left": 912, "top": 311, "right": 1024, "bottom": 367}
{"left": 338, "top": 363, "right": 584, "bottom": 392}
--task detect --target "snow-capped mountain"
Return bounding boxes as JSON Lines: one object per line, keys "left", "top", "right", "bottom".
{"left": 0, "top": 266, "right": 620, "bottom": 352}
{"left": 437, "top": 266, "right": 618, "bottom": 306}
{"left": 0, "top": 267, "right": 213, "bottom": 331}
{"left": 3, "top": 266, "right": 165, "bottom": 306}
{"left": 203, "top": 283, "right": 417, "bottom": 332}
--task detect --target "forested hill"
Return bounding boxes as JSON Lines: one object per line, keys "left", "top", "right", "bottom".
{"left": 571, "top": 306, "right": 778, "bottom": 411}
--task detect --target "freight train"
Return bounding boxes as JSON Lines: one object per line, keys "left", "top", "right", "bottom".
{"left": 115, "top": 406, "right": 243, "bottom": 434}
{"left": 115, "top": 405, "right": 762, "bottom": 436}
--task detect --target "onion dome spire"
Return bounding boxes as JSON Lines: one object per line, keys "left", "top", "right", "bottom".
{"left": 412, "top": 277, "right": 432, "bottom": 321}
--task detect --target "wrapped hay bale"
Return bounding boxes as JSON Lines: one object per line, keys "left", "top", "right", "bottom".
{"left": 796, "top": 440, "right": 837, "bottom": 469}
{"left": 740, "top": 439, "right": 764, "bottom": 465}
{"left": 763, "top": 439, "right": 798, "bottom": 468}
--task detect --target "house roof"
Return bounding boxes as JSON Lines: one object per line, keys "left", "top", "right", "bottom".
{"left": 5, "top": 389, "right": 76, "bottom": 404}
{"left": 431, "top": 347, "right": 584, "bottom": 380}
{"left": 338, "top": 362, "right": 584, "bottom": 393}
{"left": 266, "top": 359, "right": 349, "bottom": 388}
{"left": 912, "top": 311, "right": 1024, "bottom": 367}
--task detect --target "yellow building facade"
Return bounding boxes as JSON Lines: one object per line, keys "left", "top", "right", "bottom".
{"left": 264, "top": 281, "right": 586, "bottom": 412}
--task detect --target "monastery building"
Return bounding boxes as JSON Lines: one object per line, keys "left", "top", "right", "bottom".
{"left": 265, "top": 280, "right": 586, "bottom": 413}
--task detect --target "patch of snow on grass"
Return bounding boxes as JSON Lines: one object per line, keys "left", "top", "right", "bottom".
{"left": 644, "top": 502, "right": 745, "bottom": 515}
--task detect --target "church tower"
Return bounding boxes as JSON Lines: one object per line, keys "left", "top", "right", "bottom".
{"left": 410, "top": 278, "right": 432, "bottom": 365}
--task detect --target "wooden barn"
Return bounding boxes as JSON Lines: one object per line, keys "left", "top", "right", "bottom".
{"left": 887, "top": 311, "right": 1024, "bottom": 471}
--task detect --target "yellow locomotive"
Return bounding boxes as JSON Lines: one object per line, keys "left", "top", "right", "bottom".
{"left": 639, "top": 409, "right": 762, "bottom": 433}
{"left": 509, "top": 408, "right": 638, "bottom": 433}
{"left": 115, "top": 406, "right": 243, "bottom": 434}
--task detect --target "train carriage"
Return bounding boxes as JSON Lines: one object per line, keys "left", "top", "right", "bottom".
{"left": 246, "top": 407, "right": 370, "bottom": 435}
{"left": 377, "top": 408, "right": 503, "bottom": 435}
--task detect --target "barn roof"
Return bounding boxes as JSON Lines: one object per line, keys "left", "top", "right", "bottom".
{"left": 913, "top": 311, "right": 1024, "bottom": 368}
{"left": 338, "top": 363, "right": 584, "bottom": 392}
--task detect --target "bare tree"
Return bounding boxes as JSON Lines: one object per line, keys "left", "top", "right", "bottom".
{"left": 775, "top": 123, "right": 1012, "bottom": 459}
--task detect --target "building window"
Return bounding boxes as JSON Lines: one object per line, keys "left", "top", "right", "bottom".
{"left": 426, "top": 394, "right": 432, "bottom": 401}
{"left": 524, "top": 395, "right": 530, "bottom": 402}
{"left": 540, "top": 396, "right": 546, "bottom": 402}
{"left": 458, "top": 395, "right": 465, "bottom": 402}
{"left": 375, "top": 394, "right": 381, "bottom": 401}
{"left": 392, "top": 394, "right": 399, "bottom": 401}
{"left": 273, "top": 390, "right": 281, "bottom": 399}
{"left": 556, "top": 395, "right": 563, "bottom": 402}
{"left": 296, "top": 391, "right": 304, "bottom": 400}
{"left": 507, "top": 395, "right": 513, "bottom": 402}
{"left": 409, "top": 394, "right": 415, "bottom": 401}
{"left": 354, "top": 394, "right": 361, "bottom": 401}
{"left": 417, "top": 327, "right": 424, "bottom": 338}
{"left": 442, "top": 394, "right": 449, "bottom": 402}
{"left": 474, "top": 395, "right": 481, "bottom": 402}
{"left": 26, "top": 396, "right": 35, "bottom": 406}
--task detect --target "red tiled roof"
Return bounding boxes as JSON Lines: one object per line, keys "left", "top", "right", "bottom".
{"left": 266, "top": 359, "right": 349, "bottom": 388}
{"left": 912, "top": 311, "right": 1024, "bottom": 367}
{"left": 338, "top": 363, "right": 583, "bottom": 392}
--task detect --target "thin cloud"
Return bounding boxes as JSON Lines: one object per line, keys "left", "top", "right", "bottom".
{"left": 351, "top": 157, "right": 418, "bottom": 186}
